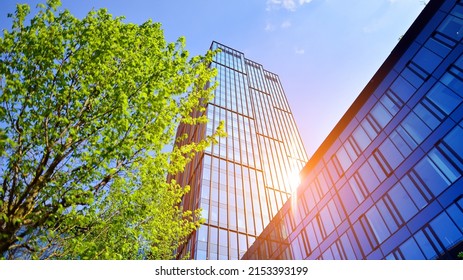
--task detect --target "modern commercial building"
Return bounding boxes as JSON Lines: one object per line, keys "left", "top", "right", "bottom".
{"left": 172, "top": 42, "right": 308, "bottom": 259}
{"left": 243, "top": 0, "right": 463, "bottom": 260}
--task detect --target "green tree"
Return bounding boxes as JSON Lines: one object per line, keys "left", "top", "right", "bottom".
{"left": 0, "top": 0, "right": 223, "bottom": 259}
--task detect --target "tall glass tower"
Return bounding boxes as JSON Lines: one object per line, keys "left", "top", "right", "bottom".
{"left": 243, "top": 0, "right": 463, "bottom": 260}
{"left": 172, "top": 42, "right": 308, "bottom": 260}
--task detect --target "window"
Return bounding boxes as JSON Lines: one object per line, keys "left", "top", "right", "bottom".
{"left": 320, "top": 205, "right": 335, "bottom": 236}
{"left": 427, "top": 149, "right": 460, "bottom": 183}
{"left": 358, "top": 161, "right": 381, "bottom": 193}
{"left": 430, "top": 212, "right": 463, "bottom": 248}
{"left": 414, "top": 155, "right": 452, "bottom": 197}
{"left": 400, "top": 173, "right": 431, "bottom": 209}
{"left": 349, "top": 174, "right": 367, "bottom": 203}
{"left": 412, "top": 47, "right": 442, "bottom": 74}
{"left": 291, "top": 232, "right": 308, "bottom": 260}
{"left": 447, "top": 203, "right": 463, "bottom": 233}
{"left": 306, "top": 221, "right": 322, "bottom": 250}
{"left": 425, "top": 82, "right": 462, "bottom": 115}
{"left": 378, "top": 138, "right": 404, "bottom": 171}
{"left": 336, "top": 146, "right": 353, "bottom": 172}
{"left": 437, "top": 15, "right": 463, "bottom": 42}
{"left": 388, "top": 182, "right": 419, "bottom": 221}
{"left": 381, "top": 90, "right": 403, "bottom": 115}
{"left": 339, "top": 182, "right": 360, "bottom": 214}
{"left": 352, "top": 124, "right": 372, "bottom": 152}
{"left": 442, "top": 124, "right": 463, "bottom": 159}
{"left": 414, "top": 231, "right": 439, "bottom": 259}
{"left": 365, "top": 206, "right": 391, "bottom": 243}
{"left": 401, "top": 111, "right": 432, "bottom": 144}
{"left": 389, "top": 127, "right": 415, "bottom": 158}
{"left": 421, "top": 99, "right": 445, "bottom": 127}
{"left": 354, "top": 217, "right": 377, "bottom": 255}
{"left": 401, "top": 66, "right": 424, "bottom": 89}
{"left": 425, "top": 37, "right": 452, "bottom": 58}
{"left": 362, "top": 115, "right": 381, "bottom": 140}
{"left": 339, "top": 233, "right": 357, "bottom": 259}
{"left": 376, "top": 199, "right": 400, "bottom": 233}
{"left": 441, "top": 71, "right": 463, "bottom": 95}
{"left": 390, "top": 75, "right": 416, "bottom": 103}
{"left": 370, "top": 102, "right": 393, "bottom": 129}
{"left": 399, "top": 238, "right": 426, "bottom": 260}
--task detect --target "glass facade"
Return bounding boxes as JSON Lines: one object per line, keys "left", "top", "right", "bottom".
{"left": 243, "top": 0, "right": 463, "bottom": 260}
{"left": 172, "top": 42, "right": 308, "bottom": 259}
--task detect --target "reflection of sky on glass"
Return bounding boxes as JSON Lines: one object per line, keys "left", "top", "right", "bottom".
{"left": 0, "top": 0, "right": 425, "bottom": 157}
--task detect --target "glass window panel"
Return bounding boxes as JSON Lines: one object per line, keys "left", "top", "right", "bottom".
{"left": 414, "top": 103, "right": 440, "bottom": 130}
{"left": 306, "top": 223, "right": 320, "bottom": 250}
{"left": 388, "top": 183, "right": 419, "bottom": 221}
{"left": 361, "top": 117, "right": 379, "bottom": 140}
{"left": 426, "top": 83, "right": 462, "bottom": 115}
{"left": 430, "top": 212, "right": 463, "bottom": 248}
{"left": 400, "top": 238, "right": 425, "bottom": 260}
{"left": 390, "top": 130, "right": 413, "bottom": 158}
{"left": 379, "top": 138, "right": 404, "bottom": 170}
{"left": 344, "top": 140, "right": 358, "bottom": 162}
{"left": 352, "top": 125, "right": 371, "bottom": 151}
{"left": 401, "top": 112, "right": 431, "bottom": 144}
{"left": 196, "top": 249, "right": 207, "bottom": 260}
{"left": 400, "top": 174, "right": 429, "bottom": 209}
{"left": 425, "top": 37, "right": 452, "bottom": 58}
{"left": 330, "top": 243, "right": 341, "bottom": 260}
{"left": 414, "top": 156, "right": 450, "bottom": 197}
{"left": 451, "top": 4, "right": 463, "bottom": 19}
{"left": 366, "top": 206, "right": 390, "bottom": 243}
{"left": 320, "top": 206, "right": 335, "bottom": 235}
{"left": 336, "top": 146, "right": 352, "bottom": 172}
{"left": 370, "top": 103, "right": 393, "bottom": 128}
{"left": 428, "top": 149, "right": 460, "bottom": 183}
{"left": 291, "top": 237, "right": 303, "bottom": 260}
{"left": 340, "top": 234, "right": 357, "bottom": 259}
{"left": 340, "top": 182, "right": 360, "bottom": 213}
{"left": 443, "top": 125, "right": 463, "bottom": 157}
{"left": 438, "top": 15, "right": 463, "bottom": 41}
{"left": 377, "top": 200, "right": 399, "bottom": 233}
{"left": 441, "top": 72, "right": 463, "bottom": 96}
{"left": 322, "top": 248, "right": 334, "bottom": 260}
{"left": 447, "top": 204, "right": 463, "bottom": 233}
{"left": 390, "top": 75, "right": 415, "bottom": 102}
{"left": 412, "top": 47, "right": 442, "bottom": 74}
{"left": 401, "top": 67, "right": 423, "bottom": 89}
{"left": 328, "top": 200, "right": 342, "bottom": 226}
{"left": 381, "top": 91, "right": 401, "bottom": 115}
{"left": 359, "top": 161, "right": 381, "bottom": 192}
{"left": 349, "top": 176, "right": 365, "bottom": 203}
{"left": 414, "top": 231, "right": 439, "bottom": 260}
{"left": 354, "top": 220, "right": 374, "bottom": 254}
{"left": 197, "top": 225, "right": 208, "bottom": 242}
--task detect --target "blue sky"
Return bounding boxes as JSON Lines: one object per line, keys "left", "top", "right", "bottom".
{"left": 1, "top": 0, "right": 426, "bottom": 157}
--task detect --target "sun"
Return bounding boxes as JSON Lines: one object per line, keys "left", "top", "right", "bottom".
{"left": 288, "top": 170, "right": 301, "bottom": 192}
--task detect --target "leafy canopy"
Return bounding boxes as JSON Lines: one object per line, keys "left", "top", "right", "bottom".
{"left": 0, "top": 0, "right": 223, "bottom": 259}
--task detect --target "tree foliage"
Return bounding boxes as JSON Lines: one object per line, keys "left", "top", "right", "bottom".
{"left": 0, "top": 0, "right": 223, "bottom": 259}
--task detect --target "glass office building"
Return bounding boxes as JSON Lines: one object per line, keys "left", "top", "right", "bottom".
{"left": 172, "top": 42, "right": 308, "bottom": 259}
{"left": 243, "top": 0, "right": 463, "bottom": 260}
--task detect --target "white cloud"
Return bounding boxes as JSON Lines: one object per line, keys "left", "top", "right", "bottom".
{"left": 266, "top": 0, "right": 313, "bottom": 12}
{"left": 265, "top": 22, "right": 275, "bottom": 31}
{"left": 281, "top": 20, "right": 292, "bottom": 28}
{"left": 295, "top": 47, "right": 305, "bottom": 55}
